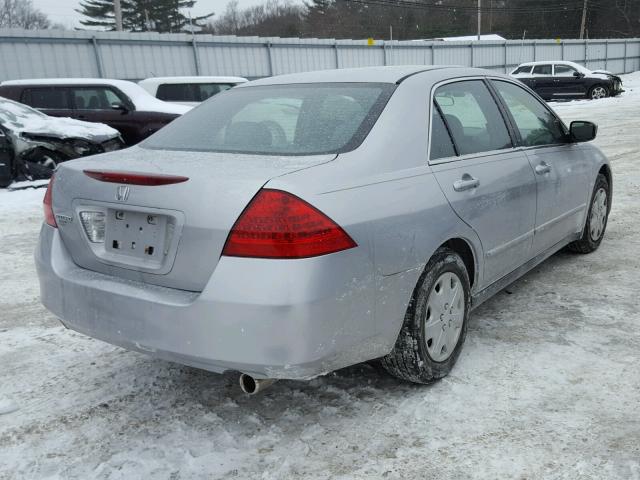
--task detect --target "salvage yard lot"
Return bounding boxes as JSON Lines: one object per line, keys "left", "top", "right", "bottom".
{"left": 1, "top": 74, "right": 639, "bottom": 480}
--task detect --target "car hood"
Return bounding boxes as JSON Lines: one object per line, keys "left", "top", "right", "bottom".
{"left": 11, "top": 115, "right": 120, "bottom": 142}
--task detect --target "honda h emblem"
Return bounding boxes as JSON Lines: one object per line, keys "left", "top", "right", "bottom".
{"left": 116, "top": 185, "right": 130, "bottom": 202}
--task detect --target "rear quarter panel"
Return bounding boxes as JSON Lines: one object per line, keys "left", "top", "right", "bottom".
{"left": 267, "top": 71, "right": 485, "bottom": 351}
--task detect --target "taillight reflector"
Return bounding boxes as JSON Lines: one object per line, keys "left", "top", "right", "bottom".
{"left": 83, "top": 170, "right": 188, "bottom": 186}
{"left": 222, "top": 189, "right": 357, "bottom": 259}
{"left": 43, "top": 174, "right": 56, "bottom": 228}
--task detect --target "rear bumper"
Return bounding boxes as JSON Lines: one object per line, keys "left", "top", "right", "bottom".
{"left": 35, "top": 225, "right": 386, "bottom": 380}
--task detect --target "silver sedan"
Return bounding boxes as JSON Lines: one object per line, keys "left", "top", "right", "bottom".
{"left": 36, "top": 66, "right": 611, "bottom": 392}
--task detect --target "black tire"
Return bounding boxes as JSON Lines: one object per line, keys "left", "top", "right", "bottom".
{"left": 568, "top": 173, "right": 610, "bottom": 254}
{"left": 589, "top": 84, "right": 609, "bottom": 100}
{"left": 381, "top": 247, "right": 471, "bottom": 384}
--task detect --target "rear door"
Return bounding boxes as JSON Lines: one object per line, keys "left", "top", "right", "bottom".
{"left": 20, "top": 87, "right": 72, "bottom": 118}
{"left": 553, "top": 64, "right": 588, "bottom": 98}
{"left": 429, "top": 79, "right": 538, "bottom": 286}
{"left": 530, "top": 64, "right": 555, "bottom": 99}
{"left": 490, "top": 79, "right": 591, "bottom": 255}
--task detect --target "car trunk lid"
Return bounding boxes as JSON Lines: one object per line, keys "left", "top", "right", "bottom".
{"left": 52, "top": 146, "right": 336, "bottom": 291}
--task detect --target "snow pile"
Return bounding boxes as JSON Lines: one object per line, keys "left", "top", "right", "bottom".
{"left": 0, "top": 97, "right": 119, "bottom": 141}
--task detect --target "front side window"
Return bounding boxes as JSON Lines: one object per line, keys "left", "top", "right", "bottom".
{"left": 434, "top": 80, "right": 512, "bottom": 156}
{"left": 532, "top": 64, "right": 552, "bottom": 76}
{"left": 143, "top": 83, "right": 394, "bottom": 156}
{"left": 554, "top": 65, "right": 579, "bottom": 77}
{"left": 21, "top": 88, "right": 70, "bottom": 110}
{"left": 492, "top": 80, "right": 567, "bottom": 147}
{"left": 71, "top": 88, "right": 124, "bottom": 110}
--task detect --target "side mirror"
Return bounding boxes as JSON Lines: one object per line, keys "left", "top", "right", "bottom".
{"left": 573, "top": 71, "right": 585, "bottom": 78}
{"left": 570, "top": 121, "right": 597, "bottom": 142}
{"left": 111, "top": 102, "right": 129, "bottom": 113}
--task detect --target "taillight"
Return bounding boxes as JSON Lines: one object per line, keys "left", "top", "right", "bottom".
{"left": 43, "top": 174, "right": 56, "bottom": 228}
{"left": 222, "top": 189, "right": 357, "bottom": 259}
{"left": 83, "top": 170, "right": 188, "bottom": 186}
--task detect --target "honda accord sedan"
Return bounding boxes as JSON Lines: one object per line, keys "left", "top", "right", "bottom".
{"left": 36, "top": 66, "right": 611, "bottom": 391}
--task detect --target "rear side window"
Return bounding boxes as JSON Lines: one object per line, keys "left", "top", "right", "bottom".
{"left": 21, "top": 88, "right": 70, "bottom": 109}
{"left": 492, "top": 80, "right": 567, "bottom": 147}
{"left": 143, "top": 83, "right": 394, "bottom": 156}
{"left": 532, "top": 64, "right": 552, "bottom": 75}
{"left": 434, "top": 80, "right": 512, "bottom": 156}
{"left": 156, "top": 83, "right": 235, "bottom": 102}
{"left": 512, "top": 66, "right": 532, "bottom": 75}
{"left": 430, "top": 105, "right": 457, "bottom": 160}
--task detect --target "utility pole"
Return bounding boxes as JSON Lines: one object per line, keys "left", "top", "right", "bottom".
{"left": 477, "top": 0, "right": 481, "bottom": 41}
{"left": 579, "top": 0, "right": 588, "bottom": 40}
{"left": 114, "top": 0, "right": 123, "bottom": 31}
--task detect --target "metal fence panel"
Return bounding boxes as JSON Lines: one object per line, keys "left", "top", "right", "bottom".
{"left": 0, "top": 29, "right": 639, "bottom": 81}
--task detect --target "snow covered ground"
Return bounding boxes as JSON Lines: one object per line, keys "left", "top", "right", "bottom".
{"left": 1, "top": 75, "right": 640, "bottom": 480}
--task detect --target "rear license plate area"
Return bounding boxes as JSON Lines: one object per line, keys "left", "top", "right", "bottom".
{"left": 105, "top": 209, "right": 172, "bottom": 266}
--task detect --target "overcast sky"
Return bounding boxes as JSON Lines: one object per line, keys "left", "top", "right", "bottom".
{"left": 32, "top": 0, "right": 266, "bottom": 29}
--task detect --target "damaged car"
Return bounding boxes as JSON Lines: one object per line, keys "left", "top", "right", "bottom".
{"left": 0, "top": 97, "right": 123, "bottom": 187}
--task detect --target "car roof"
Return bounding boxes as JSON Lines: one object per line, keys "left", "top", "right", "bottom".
{"left": 243, "top": 65, "right": 489, "bottom": 86}
{"left": 0, "top": 78, "right": 138, "bottom": 88}
{"left": 516, "top": 60, "right": 581, "bottom": 67}
{"left": 139, "top": 76, "right": 248, "bottom": 86}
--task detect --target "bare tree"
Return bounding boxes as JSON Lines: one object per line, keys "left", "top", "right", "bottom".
{"left": 0, "top": 0, "right": 52, "bottom": 29}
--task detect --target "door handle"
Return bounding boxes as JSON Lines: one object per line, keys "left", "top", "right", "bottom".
{"left": 453, "top": 174, "right": 480, "bottom": 192}
{"left": 535, "top": 162, "right": 551, "bottom": 175}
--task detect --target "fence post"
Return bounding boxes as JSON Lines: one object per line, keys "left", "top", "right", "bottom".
{"left": 191, "top": 38, "right": 201, "bottom": 75}
{"left": 584, "top": 40, "right": 588, "bottom": 68}
{"left": 91, "top": 36, "right": 104, "bottom": 78}
{"left": 470, "top": 42, "right": 475, "bottom": 67}
{"left": 334, "top": 42, "right": 340, "bottom": 69}
{"left": 605, "top": 39, "right": 609, "bottom": 71}
{"left": 383, "top": 42, "right": 388, "bottom": 66}
{"left": 561, "top": 40, "right": 565, "bottom": 61}
{"left": 623, "top": 39, "right": 628, "bottom": 73}
{"left": 266, "top": 42, "right": 274, "bottom": 76}
{"left": 504, "top": 41, "right": 508, "bottom": 73}
{"left": 533, "top": 40, "right": 537, "bottom": 61}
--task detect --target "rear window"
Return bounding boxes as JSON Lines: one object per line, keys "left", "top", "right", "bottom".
{"left": 21, "top": 88, "right": 70, "bottom": 109}
{"left": 512, "top": 66, "right": 532, "bottom": 75}
{"left": 142, "top": 83, "right": 395, "bottom": 156}
{"left": 156, "top": 83, "right": 236, "bottom": 102}
{"left": 532, "top": 65, "right": 552, "bottom": 75}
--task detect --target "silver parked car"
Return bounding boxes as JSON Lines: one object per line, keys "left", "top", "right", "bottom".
{"left": 36, "top": 66, "right": 611, "bottom": 392}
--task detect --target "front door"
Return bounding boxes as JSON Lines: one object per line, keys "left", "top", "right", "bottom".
{"left": 490, "top": 79, "right": 591, "bottom": 255}
{"left": 69, "top": 86, "right": 137, "bottom": 144}
{"left": 429, "top": 80, "right": 538, "bottom": 286}
{"left": 553, "top": 64, "right": 589, "bottom": 98}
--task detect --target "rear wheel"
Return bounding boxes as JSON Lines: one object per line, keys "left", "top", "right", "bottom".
{"left": 381, "top": 248, "right": 471, "bottom": 384}
{"left": 589, "top": 85, "right": 609, "bottom": 100}
{"left": 568, "top": 173, "right": 610, "bottom": 253}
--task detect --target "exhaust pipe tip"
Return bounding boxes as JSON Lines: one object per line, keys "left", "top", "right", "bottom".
{"left": 239, "top": 374, "right": 277, "bottom": 395}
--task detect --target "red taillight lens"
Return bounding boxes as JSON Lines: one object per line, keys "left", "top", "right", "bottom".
{"left": 222, "top": 189, "right": 357, "bottom": 259}
{"left": 43, "top": 174, "right": 56, "bottom": 228}
{"left": 83, "top": 170, "right": 188, "bottom": 186}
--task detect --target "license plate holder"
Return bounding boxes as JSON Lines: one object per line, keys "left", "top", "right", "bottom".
{"left": 105, "top": 209, "right": 170, "bottom": 264}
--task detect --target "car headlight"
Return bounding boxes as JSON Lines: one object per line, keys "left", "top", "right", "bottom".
{"left": 72, "top": 140, "right": 95, "bottom": 156}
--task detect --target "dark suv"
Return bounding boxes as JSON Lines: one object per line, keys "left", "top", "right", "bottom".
{"left": 0, "top": 79, "right": 191, "bottom": 146}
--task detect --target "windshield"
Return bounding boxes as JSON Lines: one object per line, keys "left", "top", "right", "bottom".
{"left": 0, "top": 96, "right": 47, "bottom": 130}
{"left": 142, "top": 83, "right": 395, "bottom": 156}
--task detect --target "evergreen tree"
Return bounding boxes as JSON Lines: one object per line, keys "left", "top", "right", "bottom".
{"left": 77, "top": 0, "right": 213, "bottom": 32}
